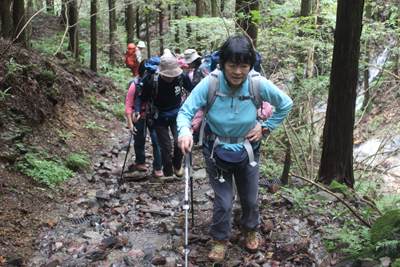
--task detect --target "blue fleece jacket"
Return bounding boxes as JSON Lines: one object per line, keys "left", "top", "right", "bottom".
{"left": 177, "top": 71, "right": 293, "bottom": 151}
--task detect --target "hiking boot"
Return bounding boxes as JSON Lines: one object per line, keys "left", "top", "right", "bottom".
{"left": 153, "top": 169, "right": 164, "bottom": 178}
{"left": 174, "top": 167, "right": 183, "bottom": 178}
{"left": 208, "top": 239, "right": 228, "bottom": 262}
{"left": 243, "top": 230, "right": 259, "bottom": 253}
{"left": 136, "top": 164, "right": 147, "bottom": 172}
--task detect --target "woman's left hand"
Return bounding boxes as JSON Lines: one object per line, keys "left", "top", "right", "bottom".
{"left": 245, "top": 122, "right": 263, "bottom": 142}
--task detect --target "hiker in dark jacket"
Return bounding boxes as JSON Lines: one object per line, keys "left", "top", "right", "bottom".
{"left": 125, "top": 60, "right": 163, "bottom": 177}
{"left": 134, "top": 57, "right": 195, "bottom": 182}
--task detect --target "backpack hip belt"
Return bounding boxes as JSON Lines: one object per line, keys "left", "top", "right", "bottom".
{"left": 206, "top": 134, "right": 258, "bottom": 168}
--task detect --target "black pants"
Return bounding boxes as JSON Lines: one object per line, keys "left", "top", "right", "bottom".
{"left": 153, "top": 117, "right": 183, "bottom": 176}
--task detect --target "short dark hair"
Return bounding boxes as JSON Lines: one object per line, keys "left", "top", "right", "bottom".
{"left": 219, "top": 35, "right": 256, "bottom": 71}
{"left": 138, "top": 59, "right": 148, "bottom": 78}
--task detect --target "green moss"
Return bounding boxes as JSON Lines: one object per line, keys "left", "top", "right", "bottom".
{"left": 329, "top": 180, "right": 355, "bottom": 202}
{"left": 371, "top": 209, "right": 400, "bottom": 244}
{"left": 392, "top": 259, "right": 400, "bottom": 267}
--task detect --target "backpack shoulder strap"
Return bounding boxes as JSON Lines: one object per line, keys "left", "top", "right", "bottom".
{"left": 248, "top": 69, "right": 262, "bottom": 110}
{"left": 153, "top": 73, "right": 159, "bottom": 95}
{"left": 199, "top": 69, "right": 221, "bottom": 145}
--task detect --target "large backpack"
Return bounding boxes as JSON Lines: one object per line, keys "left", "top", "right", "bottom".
{"left": 210, "top": 50, "right": 263, "bottom": 72}
{"left": 141, "top": 57, "right": 184, "bottom": 122}
{"left": 198, "top": 68, "right": 262, "bottom": 146}
{"left": 125, "top": 44, "right": 138, "bottom": 67}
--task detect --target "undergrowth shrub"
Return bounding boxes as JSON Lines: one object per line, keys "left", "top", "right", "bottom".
{"left": 18, "top": 153, "right": 74, "bottom": 190}
{"left": 67, "top": 153, "right": 90, "bottom": 172}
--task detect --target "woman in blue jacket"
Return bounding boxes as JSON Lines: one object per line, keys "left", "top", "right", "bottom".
{"left": 177, "top": 35, "right": 293, "bottom": 262}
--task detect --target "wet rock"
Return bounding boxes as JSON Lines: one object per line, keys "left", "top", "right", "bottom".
{"left": 97, "top": 169, "right": 109, "bottom": 177}
{"left": 6, "top": 253, "right": 23, "bottom": 266}
{"left": 44, "top": 258, "right": 60, "bottom": 267}
{"left": 96, "top": 190, "right": 110, "bottom": 200}
{"left": 165, "top": 256, "right": 177, "bottom": 267}
{"left": 84, "top": 248, "right": 107, "bottom": 261}
{"left": 225, "top": 258, "right": 242, "bottom": 267}
{"left": 63, "top": 258, "right": 91, "bottom": 267}
{"left": 66, "top": 242, "right": 85, "bottom": 255}
{"left": 54, "top": 241, "right": 63, "bottom": 250}
{"left": 121, "top": 192, "right": 138, "bottom": 201}
{"left": 267, "top": 183, "right": 280, "bottom": 193}
{"left": 101, "top": 235, "right": 117, "bottom": 248}
{"left": 291, "top": 176, "right": 304, "bottom": 187}
{"left": 143, "top": 247, "right": 157, "bottom": 262}
{"left": 311, "top": 191, "right": 342, "bottom": 202}
{"left": 129, "top": 249, "right": 144, "bottom": 256}
{"left": 111, "top": 207, "right": 127, "bottom": 215}
{"left": 108, "top": 220, "right": 123, "bottom": 234}
{"left": 193, "top": 169, "right": 207, "bottom": 179}
{"left": 151, "top": 257, "right": 167, "bottom": 265}
{"left": 115, "top": 236, "right": 128, "bottom": 248}
{"left": 83, "top": 230, "right": 103, "bottom": 240}
{"left": 261, "top": 219, "right": 274, "bottom": 234}
{"left": 0, "top": 151, "right": 19, "bottom": 164}
{"left": 357, "top": 258, "right": 375, "bottom": 267}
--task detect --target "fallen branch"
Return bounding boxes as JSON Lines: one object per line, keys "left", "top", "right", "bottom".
{"left": 290, "top": 173, "right": 372, "bottom": 228}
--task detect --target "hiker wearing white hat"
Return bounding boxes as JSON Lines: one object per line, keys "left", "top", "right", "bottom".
{"left": 182, "top": 49, "right": 203, "bottom": 85}
{"left": 134, "top": 57, "right": 195, "bottom": 182}
{"left": 137, "top": 41, "right": 146, "bottom": 48}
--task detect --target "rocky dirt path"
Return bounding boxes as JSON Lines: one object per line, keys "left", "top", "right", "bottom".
{"left": 19, "top": 122, "right": 343, "bottom": 267}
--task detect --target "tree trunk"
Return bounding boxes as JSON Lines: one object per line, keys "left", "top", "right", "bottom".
{"left": 125, "top": 0, "right": 134, "bottom": 45}
{"left": 196, "top": 0, "right": 203, "bottom": 18}
{"left": 235, "top": 0, "right": 259, "bottom": 47}
{"left": 300, "top": 0, "right": 311, "bottom": 17}
{"left": 159, "top": 4, "right": 164, "bottom": 56}
{"left": 281, "top": 138, "right": 291, "bottom": 185}
{"left": 317, "top": 0, "right": 364, "bottom": 188}
{"left": 46, "top": 0, "right": 54, "bottom": 13}
{"left": 13, "top": 0, "right": 27, "bottom": 43}
{"left": 68, "top": 0, "right": 79, "bottom": 59}
{"left": 362, "top": 2, "right": 371, "bottom": 110}
{"left": 1, "top": 0, "right": 13, "bottom": 38}
{"left": 90, "top": 0, "right": 97, "bottom": 72}
{"left": 211, "top": 0, "right": 217, "bottom": 17}
{"left": 109, "top": 0, "right": 116, "bottom": 66}
{"left": 395, "top": 1, "right": 400, "bottom": 76}
{"left": 27, "top": 0, "right": 34, "bottom": 49}
{"left": 61, "top": 0, "right": 68, "bottom": 25}
{"left": 220, "top": 0, "right": 225, "bottom": 13}
{"left": 136, "top": 7, "right": 140, "bottom": 39}
{"left": 174, "top": 5, "right": 180, "bottom": 54}
{"left": 146, "top": 10, "right": 150, "bottom": 57}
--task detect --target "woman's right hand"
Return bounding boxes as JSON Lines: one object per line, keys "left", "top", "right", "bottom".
{"left": 178, "top": 135, "right": 193, "bottom": 156}
{"left": 132, "top": 113, "right": 140, "bottom": 124}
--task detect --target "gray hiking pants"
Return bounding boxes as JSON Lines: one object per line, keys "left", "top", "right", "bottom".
{"left": 203, "top": 145, "right": 261, "bottom": 241}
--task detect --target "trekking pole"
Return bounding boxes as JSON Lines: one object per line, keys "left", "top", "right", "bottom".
{"left": 117, "top": 126, "right": 135, "bottom": 189}
{"left": 183, "top": 152, "right": 192, "bottom": 267}
{"left": 190, "top": 157, "right": 194, "bottom": 234}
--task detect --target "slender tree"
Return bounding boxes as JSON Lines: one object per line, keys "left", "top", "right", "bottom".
{"left": 1, "top": 0, "right": 13, "bottom": 38}
{"left": 301, "top": 0, "right": 312, "bottom": 17}
{"left": 211, "top": 0, "right": 217, "bottom": 17}
{"left": 27, "top": 0, "right": 34, "bottom": 49}
{"left": 362, "top": 0, "right": 371, "bottom": 110}
{"left": 220, "top": 0, "right": 225, "bottom": 13}
{"left": 159, "top": 3, "right": 164, "bottom": 55}
{"left": 109, "top": 0, "right": 116, "bottom": 66}
{"left": 318, "top": 0, "right": 365, "bottom": 188}
{"left": 174, "top": 5, "right": 180, "bottom": 54}
{"left": 126, "top": 0, "right": 134, "bottom": 44}
{"left": 13, "top": 0, "right": 27, "bottom": 43}
{"left": 146, "top": 9, "right": 150, "bottom": 57}
{"left": 68, "top": 0, "right": 79, "bottom": 59}
{"left": 136, "top": 7, "right": 141, "bottom": 39}
{"left": 91, "top": 0, "right": 98, "bottom": 72}
{"left": 61, "top": 0, "right": 68, "bottom": 25}
{"left": 196, "top": 0, "right": 203, "bottom": 18}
